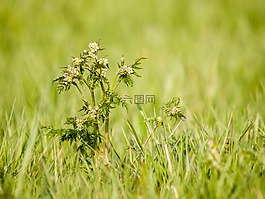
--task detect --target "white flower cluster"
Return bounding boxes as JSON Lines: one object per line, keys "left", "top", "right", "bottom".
{"left": 117, "top": 65, "right": 134, "bottom": 76}
{"left": 101, "top": 68, "right": 108, "bottom": 78}
{"left": 98, "top": 58, "right": 108, "bottom": 68}
{"left": 88, "top": 42, "right": 99, "bottom": 54}
{"left": 63, "top": 65, "right": 81, "bottom": 84}
{"left": 95, "top": 68, "right": 107, "bottom": 78}
{"left": 88, "top": 105, "right": 99, "bottom": 119}
{"left": 72, "top": 57, "right": 83, "bottom": 66}
{"left": 170, "top": 106, "right": 180, "bottom": 116}
{"left": 96, "top": 58, "right": 108, "bottom": 78}
{"left": 75, "top": 118, "right": 87, "bottom": 131}
{"left": 82, "top": 42, "right": 100, "bottom": 59}
{"left": 88, "top": 51, "right": 97, "bottom": 59}
{"left": 156, "top": 116, "right": 163, "bottom": 123}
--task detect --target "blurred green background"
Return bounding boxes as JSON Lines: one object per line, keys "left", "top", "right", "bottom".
{"left": 1, "top": 0, "right": 265, "bottom": 123}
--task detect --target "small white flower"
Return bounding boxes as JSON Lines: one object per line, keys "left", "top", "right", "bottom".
{"left": 88, "top": 51, "right": 97, "bottom": 59}
{"left": 88, "top": 105, "right": 99, "bottom": 119}
{"left": 72, "top": 57, "right": 83, "bottom": 66}
{"left": 100, "top": 68, "right": 107, "bottom": 78}
{"left": 126, "top": 66, "right": 134, "bottom": 75}
{"left": 73, "top": 68, "right": 80, "bottom": 77}
{"left": 117, "top": 65, "right": 134, "bottom": 76}
{"left": 62, "top": 65, "right": 81, "bottom": 84}
{"left": 95, "top": 68, "right": 107, "bottom": 78}
{"left": 66, "top": 65, "right": 80, "bottom": 77}
{"left": 76, "top": 118, "right": 88, "bottom": 131}
{"left": 88, "top": 42, "right": 99, "bottom": 53}
{"left": 63, "top": 72, "right": 73, "bottom": 84}
{"left": 98, "top": 58, "right": 108, "bottom": 68}
{"left": 76, "top": 118, "right": 84, "bottom": 131}
{"left": 171, "top": 106, "right": 179, "bottom": 115}
{"left": 157, "top": 116, "right": 163, "bottom": 123}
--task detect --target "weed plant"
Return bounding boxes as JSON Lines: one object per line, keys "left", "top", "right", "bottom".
{"left": 46, "top": 41, "right": 185, "bottom": 163}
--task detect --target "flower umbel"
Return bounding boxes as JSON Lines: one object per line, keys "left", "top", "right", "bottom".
{"left": 72, "top": 57, "right": 83, "bottom": 66}
{"left": 76, "top": 118, "right": 87, "bottom": 131}
{"left": 117, "top": 65, "right": 134, "bottom": 76}
{"left": 116, "top": 56, "right": 145, "bottom": 86}
{"left": 99, "top": 68, "right": 108, "bottom": 78}
{"left": 67, "top": 65, "right": 81, "bottom": 77}
{"left": 62, "top": 65, "right": 81, "bottom": 84}
{"left": 89, "top": 42, "right": 100, "bottom": 54}
{"left": 162, "top": 97, "right": 186, "bottom": 121}
{"left": 88, "top": 105, "right": 99, "bottom": 119}
{"left": 98, "top": 58, "right": 108, "bottom": 68}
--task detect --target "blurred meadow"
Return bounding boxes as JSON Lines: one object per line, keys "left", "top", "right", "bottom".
{"left": 1, "top": 0, "right": 265, "bottom": 198}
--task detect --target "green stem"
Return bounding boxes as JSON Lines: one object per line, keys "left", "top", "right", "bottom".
{"left": 90, "top": 88, "right": 96, "bottom": 106}
{"left": 111, "top": 74, "right": 118, "bottom": 91}
{"left": 100, "top": 81, "right": 110, "bottom": 159}
{"left": 143, "top": 115, "right": 168, "bottom": 147}
{"left": 90, "top": 87, "right": 101, "bottom": 144}
{"left": 104, "top": 111, "right": 110, "bottom": 159}
{"left": 83, "top": 77, "right": 97, "bottom": 107}
{"left": 100, "top": 81, "right": 106, "bottom": 97}
{"left": 82, "top": 77, "right": 96, "bottom": 106}
{"left": 84, "top": 79, "right": 100, "bottom": 145}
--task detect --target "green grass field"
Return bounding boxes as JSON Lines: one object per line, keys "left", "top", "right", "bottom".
{"left": 1, "top": 0, "right": 265, "bottom": 198}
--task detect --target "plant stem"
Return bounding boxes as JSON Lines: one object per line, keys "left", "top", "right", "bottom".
{"left": 100, "top": 81, "right": 110, "bottom": 160}
{"left": 104, "top": 113, "right": 110, "bottom": 160}
{"left": 111, "top": 74, "right": 118, "bottom": 91}
{"left": 91, "top": 88, "right": 100, "bottom": 130}
{"left": 90, "top": 88, "right": 96, "bottom": 106}
{"left": 88, "top": 82, "right": 101, "bottom": 147}
{"left": 82, "top": 78, "right": 96, "bottom": 105}
{"left": 82, "top": 78, "right": 100, "bottom": 141}
{"left": 143, "top": 115, "right": 168, "bottom": 147}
